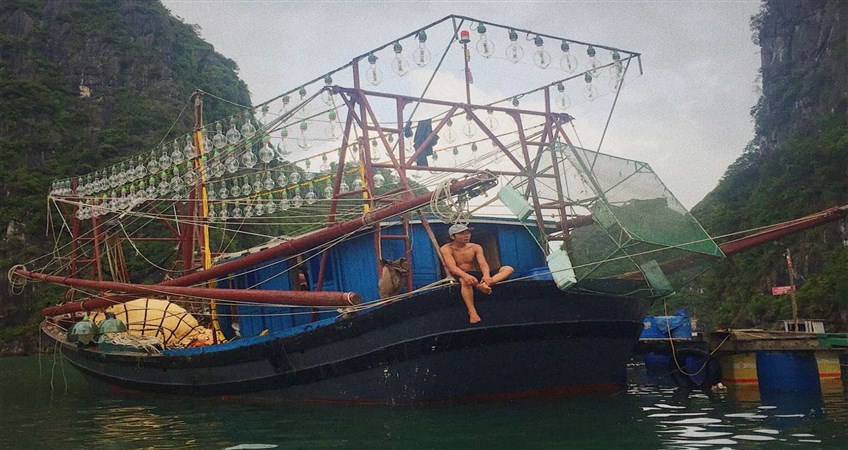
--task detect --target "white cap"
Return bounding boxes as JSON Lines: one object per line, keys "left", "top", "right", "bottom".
{"left": 448, "top": 223, "right": 472, "bottom": 235}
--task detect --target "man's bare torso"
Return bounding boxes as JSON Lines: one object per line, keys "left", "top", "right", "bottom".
{"left": 442, "top": 242, "right": 481, "bottom": 272}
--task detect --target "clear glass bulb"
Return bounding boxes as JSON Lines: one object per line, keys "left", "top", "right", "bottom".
{"left": 559, "top": 41, "right": 578, "bottom": 73}
{"left": 609, "top": 51, "right": 624, "bottom": 90}
{"left": 254, "top": 201, "right": 264, "bottom": 216}
{"left": 475, "top": 24, "right": 495, "bottom": 58}
{"left": 290, "top": 171, "right": 301, "bottom": 185}
{"left": 532, "top": 36, "right": 551, "bottom": 69}
{"left": 252, "top": 176, "right": 263, "bottom": 194}
{"left": 279, "top": 193, "right": 290, "bottom": 210}
{"left": 158, "top": 149, "right": 172, "bottom": 171}
{"left": 320, "top": 74, "right": 334, "bottom": 106}
{"left": 183, "top": 136, "right": 196, "bottom": 160}
{"left": 232, "top": 204, "right": 243, "bottom": 219}
{"left": 218, "top": 204, "right": 229, "bottom": 221}
{"left": 258, "top": 141, "right": 275, "bottom": 164}
{"left": 183, "top": 163, "right": 197, "bottom": 187}
{"left": 326, "top": 110, "right": 341, "bottom": 139}
{"left": 241, "top": 177, "right": 252, "bottom": 196}
{"left": 244, "top": 204, "right": 254, "bottom": 218}
{"left": 351, "top": 178, "right": 363, "bottom": 191}
{"left": 305, "top": 186, "right": 317, "bottom": 204}
{"left": 170, "top": 141, "right": 184, "bottom": 165}
{"left": 340, "top": 180, "right": 350, "bottom": 193}
{"left": 391, "top": 41, "right": 410, "bottom": 76}
{"left": 370, "top": 138, "right": 382, "bottom": 161}
{"left": 276, "top": 170, "right": 288, "bottom": 186}
{"left": 207, "top": 182, "right": 217, "bottom": 200}
{"left": 584, "top": 73, "right": 599, "bottom": 101}
{"left": 505, "top": 29, "right": 523, "bottom": 63}
{"left": 263, "top": 173, "right": 275, "bottom": 191}
{"left": 230, "top": 181, "right": 241, "bottom": 198}
{"left": 240, "top": 117, "right": 256, "bottom": 139}
{"left": 365, "top": 53, "right": 382, "bottom": 86}
{"left": 207, "top": 206, "right": 218, "bottom": 222}
{"left": 373, "top": 173, "right": 385, "bottom": 189}
{"left": 212, "top": 123, "right": 227, "bottom": 149}
{"left": 319, "top": 155, "right": 330, "bottom": 174}
{"left": 324, "top": 185, "right": 334, "bottom": 199}
{"left": 485, "top": 110, "right": 498, "bottom": 131}
{"left": 292, "top": 191, "right": 304, "bottom": 208}
{"left": 555, "top": 83, "right": 571, "bottom": 111}
{"left": 389, "top": 170, "right": 400, "bottom": 185}
{"left": 241, "top": 148, "right": 257, "bottom": 169}
{"left": 297, "top": 121, "right": 310, "bottom": 151}
{"left": 587, "top": 45, "right": 603, "bottom": 78}
{"left": 218, "top": 182, "right": 229, "bottom": 199}
{"left": 463, "top": 116, "right": 475, "bottom": 138}
{"left": 226, "top": 122, "right": 241, "bottom": 144}
{"left": 444, "top": 120, "right": 457, "bottom": 143}
{"left": 413, "top": 30, "right": 431, "bottom": 67}
{"left": 265, "top": 194, "right": 276, "bottom": 214}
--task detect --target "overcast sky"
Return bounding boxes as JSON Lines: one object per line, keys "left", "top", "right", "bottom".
{"left": 162, "top": 0, "right": 762, "bottom": 209}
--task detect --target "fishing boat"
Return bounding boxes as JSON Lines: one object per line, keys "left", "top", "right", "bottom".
{"left": 11, "top": 15, "right": 847, "bottom": 403}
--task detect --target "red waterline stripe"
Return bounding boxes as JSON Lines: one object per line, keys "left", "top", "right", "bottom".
{"left": 819, "top": 373, "right": 842, "bottom": 378}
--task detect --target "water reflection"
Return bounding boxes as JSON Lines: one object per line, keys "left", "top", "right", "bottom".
{"left": 630, "top": 368, "right": 846, "bottom": 448}
{"left": 0, "top": 356, "right": 845, "bottom": 449}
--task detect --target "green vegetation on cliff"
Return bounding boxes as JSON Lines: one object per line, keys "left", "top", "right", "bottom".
{"left": 0, "top": 0, "right": 251, "bottom": 345}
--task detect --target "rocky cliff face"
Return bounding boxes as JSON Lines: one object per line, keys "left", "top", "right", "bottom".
{"left": 753, "top": 0, "right": 848, "bottom": 152}
{"left": 0, "top": 0, "right": 251, "bottom": 351}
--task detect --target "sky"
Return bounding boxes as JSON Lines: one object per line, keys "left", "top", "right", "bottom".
{"left": 162, "top": 0, "right": 763, "bottom": 209}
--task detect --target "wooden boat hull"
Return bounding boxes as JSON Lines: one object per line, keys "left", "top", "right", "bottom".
{"left": 43, "top": 280, "right": 650, "bottom": 404}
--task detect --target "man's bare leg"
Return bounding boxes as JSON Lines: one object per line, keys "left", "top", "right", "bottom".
{"left": 461, "top": 282, "right": 481, "bottom": 323}
{"left": 475, "top": 266, "right": 514, "bottom": 295}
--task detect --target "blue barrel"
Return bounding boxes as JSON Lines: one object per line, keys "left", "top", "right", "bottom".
{"left": 644, "top": 351, "right": 671, "bottom": 373}
{"left": 756, "top": 351, "right": 821, "bottom": 392}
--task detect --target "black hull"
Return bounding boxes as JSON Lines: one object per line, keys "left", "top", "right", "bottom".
{"left": 44, "top": 281, "right": 650, "bottom": 403}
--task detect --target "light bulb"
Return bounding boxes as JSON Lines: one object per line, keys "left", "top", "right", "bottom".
{"left": 258, "top": 138, "right": 275, "bottom": 164}
{"left": 226, "top": 121, "right": 241, "bottom": 144}
{"left": 232, "top": 204, "right": 243, "bottom": 219}
{"left": 391, "top": 41, "right": 410, "bottom": 76}
{"left": 218, "top": 204, "right": 229, "bottom": 221}
{"left": 279, "top": 193, "right": 290, "bottom": 210}
{"left": 170, "top": 141, "right": 184, "bottom": 166}
{"left": 559, "top": 40, "right": 578, "bottom": 73}
{"left": 292, "top": 191, "right": 304, "bottom": 208}
{"left": 241, "top": 147, "right": 258, "bottom": 169}
{"left": 609, "top": 50, "right": 624, "bottom": 90}
{"left": 365, "top": 53, "right": 382, "bottom": 86}
{"left": 265, "top": 194, "right": 276, "bottom": 214}
{"left": 324, "top": 185, "right": 334, "bottom": 199}
{"left": 326, "top": 110, "right": 341, "bottom": 139}
{"left": 276, "top": 169, "right": 288, "bottom": 186}
{"left": 241, "top": 176, "right": 252, "bottom": 196}
{"left": 290, "top": 171, "right": 301, "bottom": 185}
{"left": 297, "top": 120, "right": 310, "bottom": 150}
{"left": 373, "top": 173, "right": 385, "bottom": 189}
{"left": 352, "top": 178, "right": 363, "bottom": 191}
{"left": 241, "top": 117, "right": 257, "bottom": 138}
{"left": 583, "top": 72, "right": 599, "bottom": 101}
{"left": 212, "top": 122, "right": 227, "bottom": 149}
{"left": 388, "top": 170, "right": 400, "bottom": 185}
{"left": 277, "top": 127, "right": 291, "bottom": 161}
{"left": 218, "top": 182, "right": 229, "bottom": 199}
{"left": 532, "top": 36, "right": 551, "bottom": 69}
{"left": 587, "top": 45, "right": 603, "bottom": 78}
{"left": 158, "top": 148, "right": 172, "bottom": 171}
{"left": 320, "top": 74, "right": 334, "bottom": 105}
{"left": 340, "top": 180, "right": 350, "bottom": 192}
{"left": 230, "top": 181, "right": 241, "bottom": 198}
{"left": 305, "top": 186, "right": 317, "bottom": 204}
{"left": 207, "top": 182, "right": 217, "bottom": 200}
{"left": 225, "top": 153, "right": 239, "bottom": 173}
{"left": 263, "top": 173, "right": 275, "bottom": 191}
{"left": 296, "top": 86, "right": 309, "bottom": 117}
{"left": 280, "top": 95, "right": 290, "bottom": 115}
{"left": 485, "top": 109, "right": 498, "bottom": 131}
{"left": 412, "top": 30, "right": 431, "bottom": 67}
{"left": 556, "top": 83, "right": 571, "bottom": 111}
{"left": 319, "top": 154, "right": 330, "bottom": 173}
{"left": 145, "top": 152, "right": 160, "bottom": 176}
{"left": 252, "top": 176, "right": 263, "bottom": 195}
{"left": 254, "top": 201, "right": 264, "bottom": 217}
{"left": 463, "top": 115, "right": 475, "bottom": 138}
{"left": 475, "top": 23, "right": 495, "bottom": 58}
{"left": 444, "top": 119, "right": 456, "bottom": 143}
{"left": 256, "top": 104, "right": 269, "bottom": 126}
{"left": 183, "top": 162, "right": 197, "bottom": 187}
{"left": 183, "top": 136, "right": 195, "bottom": 160}
{"left": 370, "top": 138, "right": 381, "bottom": 161}
{"left": 505, "top": 29, "right": 523, "bottom": 63}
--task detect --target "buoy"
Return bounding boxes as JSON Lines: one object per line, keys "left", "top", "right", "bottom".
{"left": 97, "top": 312, "right": 127, "bottom": 333}
{"left": 669, "top": 348, "right": 722, "bottom": 390}
{"left": 67, "top": 314, "right": 99, "bottom": 346}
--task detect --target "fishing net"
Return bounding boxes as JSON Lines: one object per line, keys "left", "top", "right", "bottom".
{"left": 504, "top": 142, "right": 723, "bottom": 298}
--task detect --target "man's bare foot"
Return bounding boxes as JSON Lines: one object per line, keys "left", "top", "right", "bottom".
{"left": 469, "top": 313, "right": 481, "bottom": 323}
{"left": 476, "top": 282, "right": 493, "bottom": 295}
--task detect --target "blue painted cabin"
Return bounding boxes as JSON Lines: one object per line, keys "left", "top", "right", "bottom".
{"left": 216, "top": 219, "right": 545, "bottom": 340}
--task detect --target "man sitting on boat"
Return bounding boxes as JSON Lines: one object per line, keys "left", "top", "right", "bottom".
{"left": 440, "top": 224, "right": 514, "bottom": 323}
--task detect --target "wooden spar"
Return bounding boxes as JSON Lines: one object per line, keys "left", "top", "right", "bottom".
{"left": 25, "top": 269, "right": 362, "bottom": 316}
{"left": 719, "top": 205, "right": 848, "bottom": 255}
{"left": 21, "top": 172, "right": 497, "bottom": 315}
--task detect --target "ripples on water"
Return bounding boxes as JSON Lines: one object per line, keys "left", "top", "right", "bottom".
{"left": 0, "top": 356, "right": 845, "bottom": 449}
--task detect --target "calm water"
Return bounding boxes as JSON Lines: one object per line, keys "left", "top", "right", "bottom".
{"left": 1, "top": 356, "right": 846, "bottom": 449}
